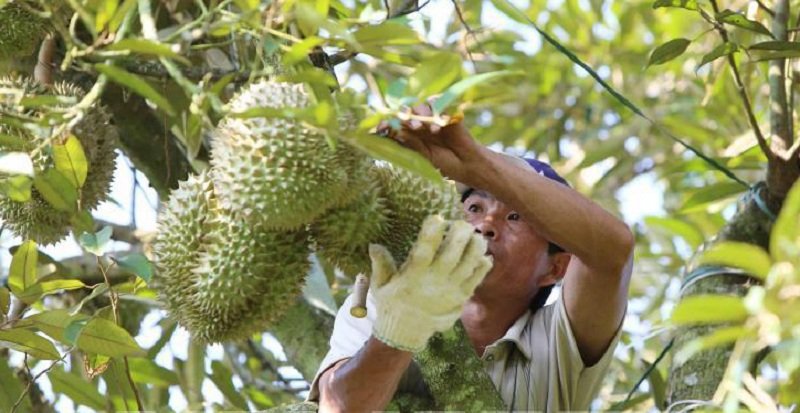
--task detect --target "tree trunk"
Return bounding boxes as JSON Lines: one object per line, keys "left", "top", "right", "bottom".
{"left": 666, "top": 185, "right": 775, "bottom": 405}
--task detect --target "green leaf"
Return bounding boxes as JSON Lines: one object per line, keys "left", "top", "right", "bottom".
{"left": 127, "top": 358, "right": 179, "bottom": 386}
{"left": 673, "top": 326, "right": 749, "bottom": 366}
{"left": 346, "top": 131, "right": 443, "bottom": 183}
{"left": 33, "top": 169, "right": 78, "bottom": 212}
{"left": 113, "top": 254, "right": 153, "bottom": 283}
{"left": 749, "top": 40, "right": 800, "bottom": 60}
{"left": 64, "top": 318, "right": 89, "bottom": 345}
{"left": 432, "top": 70, "right": 521, "bottom": 114}
{"left": 95, "top": 64, "right": 176, "bottom": 116}
{"left": 210, "top": 360, "right": 248, "bottom": 409}
{"left": 73, "top": 317, "right": 146, "bottom": 357}
{"left": 78, "top": 226, "right": 113, "bottom": 256}
{"left": 0, "top": 151, "right": 34, "bottom": 176}
{"left": 647, "top": 361, "right": 667, "bottom": 410}
{"left": 108, "top": 0, "right": 136, "bottom": 33}
{"left": 679, "top": 182, "right": 744, "bottom": 213}
{"left": 0, "top": 175, "right": 33, "bottom": 202}
{"left": 0, "top": 287, "right": 9, "bottom": 318}
{"left": 0, "top": 133, "right": 27, "bottom": 150}
{"left": 0, "top": 328, "right": 60, "bottom": 360}
{"left": 18, "top": 310, "right": 85, "bottom": 343}
{"left": 70, "top": 210, "right": 95, "bottom": 236}
{"left": 644, "top": 216, "right": 704, "bottom": 249}
{"left": 106, "top": 38, "right": 190, "bottom": 65}
{"left": 671, "top": 295, "right": 749, "bottom": 325}
{"left": 354, "top": 21, "right": 421, "bottom": 46}
{"left": 698, "top": 242, "right": 772, "bottom": 280}
{"left": 0, "top": 356, "right": 29, "bottom": 412}
{"left": 94, "top": 0, "right": 118, "bottom": 31}
{"left": 647, "top": 38, "right": 691, "bottom": 67}
{"left": 408, "top": 52, "right": 463, "bottom": 98}
{"left": 18, "top": 280, "right": 87, "bottom": 305}
{"left": 488, "top": 0, "right": 527, "bottom": 24}
{"left": 8, "top": 240, "right": 38, "bottom": 296}
{"left": 283, "top": 36, "right": 324, "bottom": 65}
{"left": 716, "top": 10, "right": 773, "bottom": 37}
{"left": 697, "top": 42, "right": 738, "bottom": 69}
{"left": 52, "top": 135, "right": 88, "bottom": 189}
{"left": 771, "top": 179, "right": 800, "bottom": 262}
{"left": 48, "top": 367, "right": 106, "bottom": 410}
{"left": 652, "top": 0, "right": 699, "bottom": 10}
{"left": 19, "top": 94, "right": 77, "bottom": 108}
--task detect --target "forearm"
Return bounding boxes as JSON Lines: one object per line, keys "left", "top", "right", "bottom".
{"left": 468, "top": 146, "right": 634, "bottom": 273}
{"left": 319, "top": 336, "right": 413, "bottom": 412}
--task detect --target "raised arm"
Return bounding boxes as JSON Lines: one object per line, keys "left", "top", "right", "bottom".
{"left": 386, "top": 109, "right": 634, "bottom": 365}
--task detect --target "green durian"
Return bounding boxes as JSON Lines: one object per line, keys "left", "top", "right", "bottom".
{"left": 313, "top": 169, "right": 388, "bottom": 276}
{"left": 313, "top": 164, "right": 461, "bottom": 276}
{"left": 210, "top": 80, "right": 367, "bottom": 230}
{"left": 374, "top": 164, "right": 462, "bottom": 264}
{"left": 153, "top": 172, "right": 312, "bottom": 343}
{"left": 0, "top": 76, "right": 118, "bottom": 244}
{"left": 0, "top": 2, "right": 47, "bottom": 59}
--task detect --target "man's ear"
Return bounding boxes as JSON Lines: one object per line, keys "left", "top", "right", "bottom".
{"left": 537, "top": 252, "right": 572, "bottom": 287}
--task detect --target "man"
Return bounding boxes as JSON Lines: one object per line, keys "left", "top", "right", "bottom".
{"left": 308, "top": 106, "right": 634, "bottom": 412}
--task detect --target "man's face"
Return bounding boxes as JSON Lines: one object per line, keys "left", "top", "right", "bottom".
{"left": 462, "top": 191, "right": 555, "bottom": 297}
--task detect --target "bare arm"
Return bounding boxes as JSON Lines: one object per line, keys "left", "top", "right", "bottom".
{"left": 387, "top": 113, "right": 634, "bottom": 365}
{"left": 318, "top": 337, "right": 413, "bottom": 412}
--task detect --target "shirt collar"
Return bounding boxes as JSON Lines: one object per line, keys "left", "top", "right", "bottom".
{"left": 492, "top": 309, "right": 533, "bottom": 360}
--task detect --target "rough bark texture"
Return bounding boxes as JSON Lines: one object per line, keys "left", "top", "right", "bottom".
{"left": 270, "top": 299, "right": 336, "bottom": 381}
{"left": 102, "top": 84, "right": 193, "bottom": 199}
{"left": 666, "top": 186, "right": 775, "bottom": 404}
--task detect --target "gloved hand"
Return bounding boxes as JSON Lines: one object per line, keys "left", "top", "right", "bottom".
{"left": 370, "top": 215, "right": 493, "bottom": 352}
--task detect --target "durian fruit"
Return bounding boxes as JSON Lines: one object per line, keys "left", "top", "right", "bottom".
{"left": 0, "top": 2, "right": 47, "bottom": 59}
{"left": 312, "top": 170, "right": 388, "bottom": 276}
{"left": 374, "top": 164, "right": 462, "bottom": 264}
{"left": 0, "top": 76, "right": 118, "bottom": 244}
{"left": 153, "top": 172, "right": 312, "bottom": 342}
{"left": 210, "top": 80, "right": 368, "bottom": 230}
{"left": 313, "top": 164, "right": 461, "bottom": 276}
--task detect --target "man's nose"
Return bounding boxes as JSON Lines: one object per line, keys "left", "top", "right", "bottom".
{"left": 474, "top": 220, "right": 497, "bottom": 240}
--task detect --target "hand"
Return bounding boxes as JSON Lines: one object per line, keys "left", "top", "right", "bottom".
{"left": 377, "top": 101, "right": 486, "bottom": 185}
{"left": 369, "top": 215, "right": 493, "bottom": 352}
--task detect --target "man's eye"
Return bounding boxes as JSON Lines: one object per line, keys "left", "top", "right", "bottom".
{"left": 508, "top": 212, "right": 520, "bottom": 221}
{"left": 467, "top": 204, "right": 481, "bottom": 213}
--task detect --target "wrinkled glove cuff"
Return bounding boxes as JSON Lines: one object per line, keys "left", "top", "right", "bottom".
{"left": 373, "top": 310, "right": 433, "bottom": 353}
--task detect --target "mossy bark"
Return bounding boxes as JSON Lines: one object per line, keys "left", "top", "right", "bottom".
{"left": 270, "top": 299, "right": 336, "bottom": 381}
{"left": 666, "top": 186, "right": 775, "bottom": 405}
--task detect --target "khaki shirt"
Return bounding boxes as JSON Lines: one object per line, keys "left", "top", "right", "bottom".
{"left": 308, "top": 291, "right": 621, "bottom": 411}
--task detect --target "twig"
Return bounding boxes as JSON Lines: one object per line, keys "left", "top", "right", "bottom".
{"left": 709, "top": 0, "right": 773, "bottom": 160}
{"left": 450, "top": 0, "right": 478, "bottom": 69}
{"left": 756, "top": 0, "right": 776, "bottom": 17}
{"left": 98, "top": 258, "right": 144, "bottom": 412}
{"left": 11, "top": 351, "right": 70, "bottom": 413}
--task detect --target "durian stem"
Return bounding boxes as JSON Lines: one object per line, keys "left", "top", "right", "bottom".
{"left": 185, "top": 340, "right": 206, "bottom": 409}
{"left": 33, "top": 35, "right": 55, "bottom": 86}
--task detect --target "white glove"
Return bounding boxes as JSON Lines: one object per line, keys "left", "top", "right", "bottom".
{"left": 369, "top": 215, "right": 493, "bottom": 352}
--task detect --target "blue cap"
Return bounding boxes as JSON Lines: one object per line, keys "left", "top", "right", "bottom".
{"left": 460, "top": 157, "right": 569, "bottom": 202}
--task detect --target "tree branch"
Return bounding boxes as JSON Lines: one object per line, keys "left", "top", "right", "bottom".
{"left": 709, "top": 0, "right": 773, "bottom": 160}
{"left": 756, "top": 0, "right": 775, "bottom": 17}
{"left": 770, "top": 0, "right": 792, "bottom": 157}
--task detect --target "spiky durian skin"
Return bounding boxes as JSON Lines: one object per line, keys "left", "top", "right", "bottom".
{"left": 210, "top": 80, "right": 366, "bottom": 230}
{"left": 153, "top": 172, "right": 312, "bottom": 343}
{"left": 313, "top": 172, "right": 388, "bottom": 276}
{"left": 374, "top": 164, "right": 462, "bottom": 264}
{"left": 0, "top": 2, "right": 47, "bottom": 59}
{"left": 0, "top": 77, "right": 118, "bottom": 244}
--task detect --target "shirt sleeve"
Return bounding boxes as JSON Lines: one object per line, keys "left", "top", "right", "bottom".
{"left": 305, "top": 291, "right": 378, "bottom": 402}
{"left": 547, "top": 294, "right": 623, "bottom": 411}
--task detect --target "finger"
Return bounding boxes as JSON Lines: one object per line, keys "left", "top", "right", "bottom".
{"left": 460, "top": 254, "right": 493, "bottom": 296}
{"left": 432, "top": 220, "right": 474, "bottom": 275}
{"left": 369, "top": 244, "right": 397, "bottom": 288}
{"left": 405, "top": 215, "right": 447, "bottom": 272}
{"left": 449, "top": 234, "right": 488, "bottom": 281}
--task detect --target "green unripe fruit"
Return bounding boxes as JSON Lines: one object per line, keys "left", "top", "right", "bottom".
{"left": 374, "top": 164, "right": 462, "bottom": 264}
{"left": 0, "top": 76, "right": 118, "bottom": 244}
{"left": 0, "top": 2, "right": 47, "bottom": 59}
{"left": 210, "top": 80, "right": 367, "bottom": 230}
{"left": 313, "top": 170, "right": 388, "bottom": 276}
{"left": 153, "top": 172, "right": 312, "bottom": 343}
